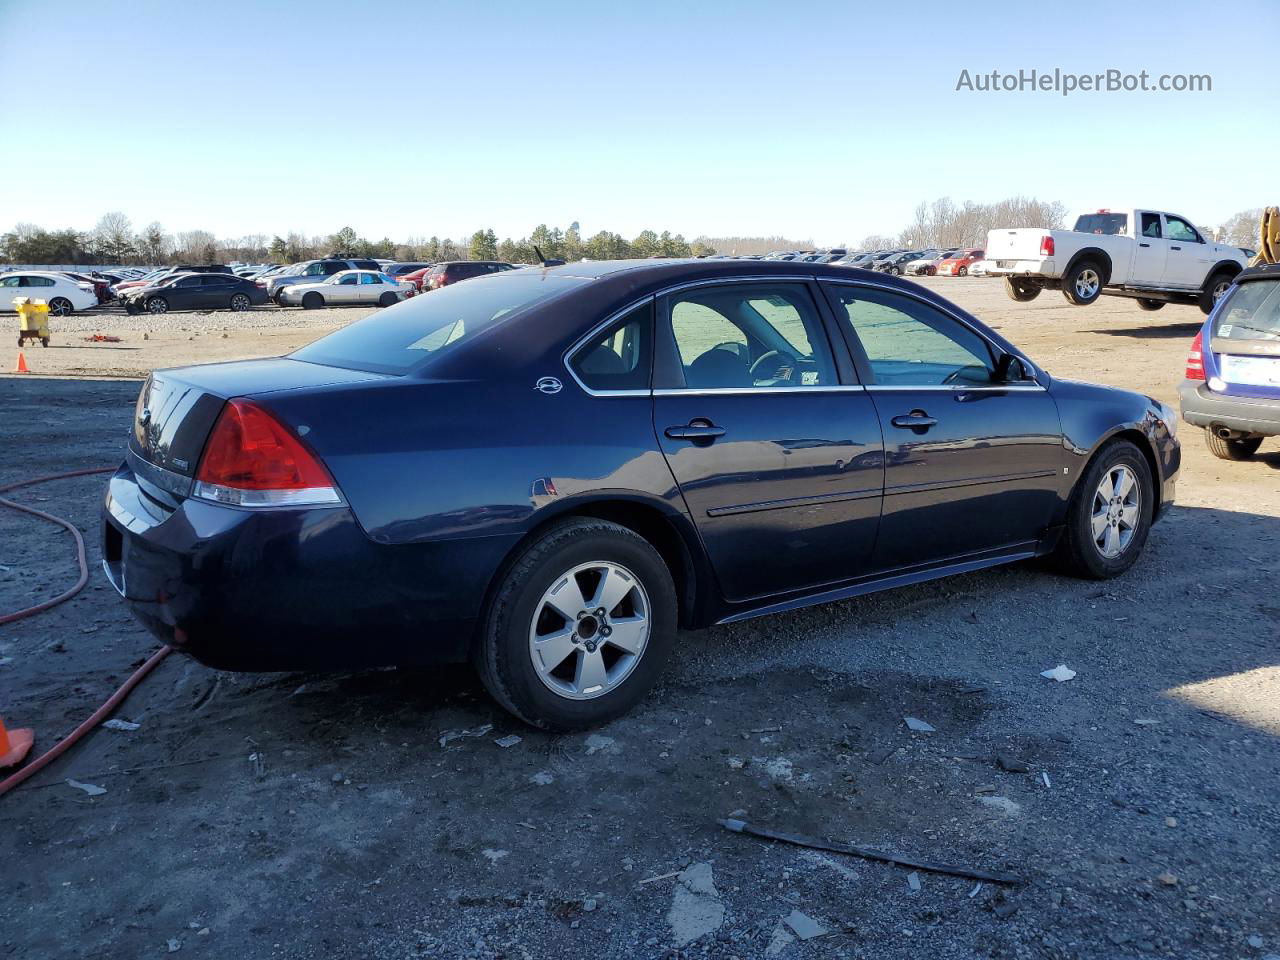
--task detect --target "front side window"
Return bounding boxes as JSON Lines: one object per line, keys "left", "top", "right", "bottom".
{"left": 826, "top": 286, "right": 993, "bottom": 386}
{"left": 177, "top": 276, "right": 201, "bottom": 287}
{"left": 336, "top": 274, "right": 359, "bottom": 285}
{"left": 568, "top": 302, "right": 652, "bottom": 392}
{"left": 661, "top": 283, "right": 836, "bottom": 389}
{"left": 1164, "top": 215, "right": 1201, "bottom": 243}
{"left": 1140, "top": 213, "right": 1162, "bottom": 238}
{"left": 0, "top": 277, "right": 20, "bottom": 288}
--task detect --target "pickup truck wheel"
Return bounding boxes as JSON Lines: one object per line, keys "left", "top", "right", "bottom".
{"left": 1136, "top": 299, "right": 1165, "bottom": 312}
{"left": 1199, "top": 272, "right": 1234, "bottom": 315}
{"left": 1204, "top": 430, "right": 1263, "bottom": 461}
{"left": 1004, "top": 277, "right": 1042, "bottom": 302}
{"left": 1062, "top": 261, "right": 1104, "bottom": 306}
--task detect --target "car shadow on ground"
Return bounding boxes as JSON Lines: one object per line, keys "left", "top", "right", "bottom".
{"left": 1086, "top": 320, "right": 1203, "bottom": 339}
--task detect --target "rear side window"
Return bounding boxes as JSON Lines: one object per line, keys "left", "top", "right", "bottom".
{"left": 292, "top": 273, "right": 584, "bottom": 374}
{"left": 1073, "top": 212, "right": 1128, "bottom": 235}
{"left": 353, "top": 260, "right": 380, "bottom": 270}
{"left": 568, "top": 302, "right": 652, "bottom": 393}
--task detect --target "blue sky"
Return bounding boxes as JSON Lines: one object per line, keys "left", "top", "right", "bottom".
{"left": 2, "top": 0, "right": 1275, "bottom": 246}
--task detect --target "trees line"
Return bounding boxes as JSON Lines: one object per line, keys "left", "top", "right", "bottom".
{"left": 2, "top": 200, "right": 1264, "bottom": 267}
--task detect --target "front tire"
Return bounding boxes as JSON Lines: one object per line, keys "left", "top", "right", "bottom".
{"left": 1204, "top": 430, "right": 1263, "bottom": 460}
{"left": 1062, "top": 260, "right": 1104, "bottom": 306}
{"left": 473, "top": 518, "right": 678, "bottom": 731}
{"left": 48, "top": 297, "right": 74, "bottom": 317}
{"left": 1004, "top": 277, "right": 1042, "bottom": 302}
{"left": 1055, "top": 440, "right": 1153, "bottom": 579}
{"left": 1199, "top": 271, "right": 1234, "bottom": 315}
{"left": 957, "top": 266, "right": 968, "bottom": 277}
{"left": 146, "top": 296, "right": 168, "bottom": 315}
{"left": 1136, "top": 299, "right": 1166, "bottom": 312}
{"left": 301, "top": 292, "right": 323, "bottom": 310}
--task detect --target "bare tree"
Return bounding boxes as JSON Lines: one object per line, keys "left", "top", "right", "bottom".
{"left": 92, "top": 211, "right": 136, "bottom": 263}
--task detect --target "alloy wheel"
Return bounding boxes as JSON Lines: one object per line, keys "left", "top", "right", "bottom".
{"left": 230, "top": 294, "right": 250, "bottom": 311}
{"left": 147, "top": 298, "right": 168, "bottom": 314}
{"left": 1091, "top": 465, "right": 1140, "bottom": 559}
{"left": 528, "top": 561, "right": 650, "bottom": 700}
{"left": 48, "top": 298, "right": 72, "bottom": 317}
{"left": 1075, "top": 268, "right": 1101, "bottom": 299}
{"left": 1212, "top": 279, "right": 1231, "bottom": 301}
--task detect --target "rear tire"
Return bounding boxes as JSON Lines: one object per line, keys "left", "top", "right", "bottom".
{"left": 1055, "top": 440, "right": 1153, "bottom": 579}
{"left": 1137, "top": 299, "right": 1165, "bottom": 312}
{"left": 1004, "top": 277, "right": 1042, "bottom": 302}
{"left": 48, "top": 297, "right": 74, "bottom": 317}
{"left": 1204, "top": 430, "right": 1263, "bottom": 460}
{"left": 1062, "top": 260, "right": 1104, "bottom": 305}
{"left": 1199, "top": 271, "right": 1234, "bottom": 315}
{"left": 377, "top": 291, "right": 398, "bottom": 307}
{"left": 957, "top": 266, "right": 968, "bottom": 276}
{"left": 473, "top": 518, "right": 678, "bottom": 731}
{"left": 301, "top": 292, "right": 323, "bottom": 310}
{"left": 229, "top": 293, "right": 251, "bottom": 312}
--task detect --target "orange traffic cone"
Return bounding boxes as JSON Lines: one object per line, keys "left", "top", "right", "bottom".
{"left": 14, "top": 351, "right": 28, "bottom": 373}
{"left": 0, "top": 716, "right": 35, "bottom": 769}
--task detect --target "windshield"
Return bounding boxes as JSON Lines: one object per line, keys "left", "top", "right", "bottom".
{"left": 292, "top": 272, "right": 586, "bottom": 374}
{"left": 1074, "top": 212, "right": 1128, "bottom": 235}
{"left": 1214, "top": 280, "right": 1280, "bottom": 342}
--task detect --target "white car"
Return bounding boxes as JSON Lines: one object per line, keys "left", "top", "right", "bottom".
{"left": 987, "top": 208, "right": 1248, "bottom": 312}
{"left": 277, "top": 270, "right": 415, "bottom": 309}
{"left": 0, "top": 271, "right": 98, "bottom": 316}
{"left": 969, "top": 259, "right": 992, "bottom": 278}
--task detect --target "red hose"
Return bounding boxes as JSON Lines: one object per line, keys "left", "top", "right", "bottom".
{"left": 0, "top": 466, "right": 171, "bottom": 798}
{"left": 0, "top": 645, "right": 170, "bottom": 798}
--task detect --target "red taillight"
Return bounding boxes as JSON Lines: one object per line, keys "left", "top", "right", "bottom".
{"left": 1040, "top": 235, "right": 1055, "bottom": 257}
{"left": 194, "top": 399, "right": 340, "bottom": 507}
{"left": 1185, "top": 330, "right": 1205, "bottom": 381}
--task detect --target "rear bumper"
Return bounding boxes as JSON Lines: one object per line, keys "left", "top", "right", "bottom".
{"left": 1178, "top": 379, "right": 1280, "bottom": 437}
{"left": 101, "top": 462, "right": 517, "bottom": 670}
{"left": 986, "top": 259, "right": 1055, "bottom": 276}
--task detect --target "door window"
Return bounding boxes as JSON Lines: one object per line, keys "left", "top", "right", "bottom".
{"left": 304, "top": 263, "right": 327, "bottom": 276}
{"left": 1164, "top": 216, "right": 1201, "bottom": 243}
{"left": 661, "top": 284, "right": 835, "bottom": 389}
{"left": 1140, "top": 213, "right": 1162, "bottom": 238}
{"left": 28, "top": 276, "right": 54, "bottom": 287}
{"left": 359, "top": 273, "right": 383, "bottom": 285}
{"left": 0, "top": 277, "right": 20, "bottom": 288}
{"left": 336, "top": 274, "right": 359, "bottom": 285}
{"left": 826, "top": 286, "right": 994, "bottom": 386}
{"left": 568, "top": 302, "right": 652, "bottom": 392}
{"left": 176, "top": 276, "right": 202, "bottom": 288}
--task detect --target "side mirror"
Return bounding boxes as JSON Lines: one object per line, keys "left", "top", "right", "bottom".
{"left": 994, "top": 352, "right": 1035, "bottom": 383}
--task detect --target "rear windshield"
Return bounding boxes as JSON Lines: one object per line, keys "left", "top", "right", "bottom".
{"left": 291, "top": 272, "right": 585, "bottom": 374}
{"left": 1074, "top": 213, "right": 1128, "bottom": 235}
{"left": 1214, "top": 280, "right": 1280, "bottom": 342}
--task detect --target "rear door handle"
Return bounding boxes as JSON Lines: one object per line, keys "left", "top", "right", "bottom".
{"left": 890, "top": 412, "right": 938, "bottom": 430}
{"left": 1138, "top": 242, "right": 1150, "bottom": 248}
{"left": 1170, "top": 246, "right": 1182, "bottom": 251}
{"left": 665, "top": 419, "right": 726, "bottom": 441}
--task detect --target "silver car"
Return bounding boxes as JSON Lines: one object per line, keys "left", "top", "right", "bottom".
{"left": 277, "top": 270, "right": 415, "bottom": 309}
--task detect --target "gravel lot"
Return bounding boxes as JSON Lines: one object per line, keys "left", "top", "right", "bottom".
{"left": 2, "top": 278, "right": 1278, "bottom": 960}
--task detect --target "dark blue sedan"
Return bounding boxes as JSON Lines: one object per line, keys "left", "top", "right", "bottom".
{"left": 103, "top": 259, "right": 1180, "bottom": 729}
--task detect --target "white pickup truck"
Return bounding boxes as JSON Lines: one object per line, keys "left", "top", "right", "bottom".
{"left": 986, "top": 209, "right": 1248, "bottom": 314}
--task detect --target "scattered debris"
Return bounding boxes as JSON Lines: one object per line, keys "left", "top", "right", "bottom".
{"left": 638, "top": 870, "right": 681, "bottom": 885}
{"left": 166, "top": 938, "right": 181, "bottom": 952}
{"left": 904, "top": 717, "right": 936, "bottom": 733}
{"left": 494, "top": 734, "right": 522, "bottom": 748}
{"left": 102, "top": 718, "right": 141, "bottom": 731}
{"left": 1040, "top": 664, "right": 1077, "bottom": 682}
{"left": 66, "top": 779, "right": 106, "bottom": 797}
{"left": 726, "top": 757, "right": 745, "bottom": 770}
{"left": 1041, "top": 771, "right": 1052, "bottom": 788}
{"left": 719, "top": 818, "right": 1020, "bottom": 885}
{"left": 976, "top": 796, "right": 1022, "bottom": 817}
{"left": 1247, "top": 935, "right": 1264, "bottom": 948}
{"left": 759, "top": 757, "right": 794, "bottom": 780}
{"left": 783, "top": 909, "right": 827, "bottom": 940}
{"left": 867, "top": 746, "right": 895, "bottom": 765}
{"left": 959, "top": 685, "right": 986, "bottom": 695}
{"left": 330, "top": 772, "right": 344, "bottom": 784}
{"left": 974, "top": 784, "right": 998, "bottom": 795}
{"left": 765, "top": 923, "right": 795, "bottom": 957}
{"left": 438, "top": 724, "right": 493, "bottom": 748}
{"left": 481, "top": 848, "right": 509, "bottom": 865}
{"left": 1166, "top": 817, "right": 1178, "bottom": 828}
{"left": 996, "top": 751, "right": 1030, "bottom": 774}
{"left": 750, "top": 725, "right": 782, "bottom": 734}
{"left": 584, "top": 734, "right": 619, "bottom": 756}
{"left": 969, "top": 883, "right": 983, "bottom": 898}
{"left": 991, "top": 896, "right": 1019, "bottom": 919}
{"left": 666, "top": 862, "right": 725, "bottom": 946}
{"left": 1157, "top": 872, "right": 1179, "bottom": 886}
{"left": 1133, "top": 718, "right": 1160, "bottom": 726}
{"left": 906, "top": 871, "right": 921, "bottom": 893}
{"left": 529, "top": 770, "right": 554, "bottom": 786}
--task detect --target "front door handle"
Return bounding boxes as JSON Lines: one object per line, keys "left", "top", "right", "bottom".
{"left": 1138, "top": 242, "right": 1150, "bottom": 248}
{"left": 1170, "top": 245, "right": 1182, "bottom": 251}
{"left": 890, "top": 411, "right": 938, "bottom": 430}
{"left": 665, "top": 419, "right": 726, "bottom": 442}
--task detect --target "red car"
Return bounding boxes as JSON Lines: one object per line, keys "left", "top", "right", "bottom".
{"left": 423, "top": 261, "right": 515, "bottom": 290}
{"left": 935, "top": 248, "right": 985, "bottom": 277}
{"left": 399, "top": 267, "right": 431, "bottom": 291}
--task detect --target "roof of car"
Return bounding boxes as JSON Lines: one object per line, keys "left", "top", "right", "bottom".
{"left": 1235, "top": 262, "right": 1278, "bottom": 283}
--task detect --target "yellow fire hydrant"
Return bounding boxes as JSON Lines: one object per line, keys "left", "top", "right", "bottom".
{"left": 13, "top": 297, "right": 50, "bottom": 348}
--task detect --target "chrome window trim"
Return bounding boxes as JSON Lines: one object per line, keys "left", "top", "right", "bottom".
{"left": 866, "top": 384, "right": 1046, "bottom": 393}
{"left": 562, "top": 273, "right": 1044, "bottom": 396}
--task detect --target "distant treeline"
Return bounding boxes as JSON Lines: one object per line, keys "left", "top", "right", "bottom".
{"left": 2, "top": 202, "right": 1262, "bottom": 268}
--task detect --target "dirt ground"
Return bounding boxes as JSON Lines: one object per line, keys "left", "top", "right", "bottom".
{"left": 2, "top": 279, "right": 1278, "bottom": 960}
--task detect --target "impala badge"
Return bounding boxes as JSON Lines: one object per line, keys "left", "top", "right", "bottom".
{"left": 535, "top": 377, "right": 563, "bottom": 395}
